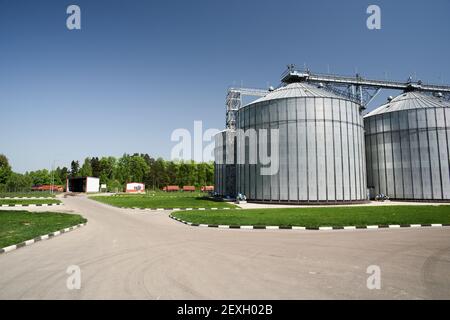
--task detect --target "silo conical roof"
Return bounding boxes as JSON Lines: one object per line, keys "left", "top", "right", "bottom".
{"left": 364, "top": 91, "right": 450, "bottom": 118}
{"left": 247, "top": 82, "right": 345, "bottom": 106}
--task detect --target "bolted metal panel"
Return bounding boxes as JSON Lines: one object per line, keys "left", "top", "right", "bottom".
{"left": 234, "top": 82, "right": 366, "bottom": 203}
{"left": 287, "top": 98, "right": 298, "bottom": 201}
{"left": 364, "top": 91, "right": 450, "bottom": 200}
{"left": 214, "top": 130, "right": 236, "bottom": 197}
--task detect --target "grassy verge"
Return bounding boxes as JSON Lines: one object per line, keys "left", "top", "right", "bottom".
{"left": 0, "top": 199, "right": 61, "bottom": 206}
{"left": 90, "top": 194, "right": 235, "bottom": 209}
{"left": 0, "top": 192, "right": 56, "bottom": 198}
{"left": 172, "top": 205, "right": 450, "bottom": 228}
{"left": 0, "top": 211, "right": 86, "bottom": 248}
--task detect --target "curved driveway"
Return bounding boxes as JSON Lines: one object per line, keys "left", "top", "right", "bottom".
{"left": 0, "top": 195, "right": 449, "bottom": 299}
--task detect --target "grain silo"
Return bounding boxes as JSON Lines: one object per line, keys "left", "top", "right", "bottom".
{"left": 214, "top": 129, "right": 236, "bottom": 197}
{"left": 235, "top": 82, "right": 367, "bottom": 203}
{"left": 364, "top": 91, "right": 450, "bottom": 200}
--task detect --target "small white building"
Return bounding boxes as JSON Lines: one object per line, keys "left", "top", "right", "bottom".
{"left": 126, "top": 182, "right": 145, "bottom": 193}
{"left": 67, "top": 177, "right": 100, "bottom": 193}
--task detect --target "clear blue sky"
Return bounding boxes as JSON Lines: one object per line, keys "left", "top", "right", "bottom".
{"left": 1, "top": 0, "right": 449, "bottom": 173}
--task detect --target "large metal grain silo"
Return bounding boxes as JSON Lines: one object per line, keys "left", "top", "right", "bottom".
{"left": 235, "top": 82, "right": 367, "bottom": 203}
{"left": 214, "top": 129, "right": 236, "bottom": 197}
{"left": 364, "top": 91, "right": 450, "bottom": 200}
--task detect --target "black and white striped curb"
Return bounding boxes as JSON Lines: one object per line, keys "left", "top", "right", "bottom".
{"left": 0, "top": 197, "right": 55, "bottom": 200}
{"left": 0, "top": 203, "right": 62, "bottom": 207}
{"left": 0, "top": 223, "right": 87, "bottom": 255}
{"left": 122, "top": 207, "right": 241, "bottom": 211}
{"left": 169, "top": 215, "right": 450, "bottom": 231}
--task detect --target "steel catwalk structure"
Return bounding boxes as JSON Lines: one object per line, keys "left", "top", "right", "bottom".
{"left": 364, "top": 91, "right": 450, "bottom": 200}
{"left": 226, "top": 87, "right": 268, "bottom": 129}
{"left": 281, "top": 66, "right": 450, "bottom": 108}
{"left": 235, "top": 82, "right": 367, "bottom": 203}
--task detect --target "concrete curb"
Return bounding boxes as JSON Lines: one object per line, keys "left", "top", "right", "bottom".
{"left": 122, "top": 207, "right": 240, "bottom": 211}
{"left": 0, "top": 203, "right": 62, "bottom": 208}
{"left": 0, "top": 223, "right": 87, "bottom": 255}
{"left": 0, "top": 197, "right": 55, "bottom": 200}
{"left": 169, "top": 215, "right": 450, "bottom": 231}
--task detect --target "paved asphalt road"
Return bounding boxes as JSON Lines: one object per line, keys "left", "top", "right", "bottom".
{"left": 0, "top": 195, "right": 449, "bottom": 299}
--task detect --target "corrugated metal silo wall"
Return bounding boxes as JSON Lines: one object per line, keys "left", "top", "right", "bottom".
{"left": 365, "top": 107, "right": 450, "bottom": 200}
{"left": 214, "top": 130, "right": 236, "bottom": 197}
{"left": 236, "top": 97, "right": 367, "bottom": 203}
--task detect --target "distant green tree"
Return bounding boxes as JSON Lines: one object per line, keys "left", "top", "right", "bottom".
{"left": 98, "top": 157, "right": 113, "bottom": 182}
{"left": 154, "top": 157, "right": 168, "bottom": 188}
{"left": 0, "top": 154, "right": 12, "bottom": 185}
{"left": 59, "top": 167, "right": 69, "bottom": 184}
{"left": 116, "top": 154, "right": 149, "bottom": 184}
{"left": 6, "top": 172, "right": 33, "bottom": 192}
{"left": 79, "top": 158, "right": 93, "bottom": 177}
{"left": 166, "top": 161, "right": 179, "bottom": 185}
{"left": 205, "top": 161, "right": 214, "bottom": 185}
{"left": 27, "top": 169, "right": 51, "bottom": 185}
{"left": 99, "top": 156, "right": 116, "bottom": 183}
{"left": 90, "top": 157, "right": 101, "bottom": 177}
{"left": 70, "top": 160, "right": 80, "bottom": 177}
{"left": 196, "top": 162, "right": 208, "bottom": 187}
{"left": 144, "top": 156, "right": 157, "bottom": 190}
{"left": 0, "top": 154, "right": 215, "bottom": 193}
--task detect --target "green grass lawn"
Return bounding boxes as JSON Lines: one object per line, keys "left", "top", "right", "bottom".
{"left": 90, "top": 193, "right": 236, "bottom": 209}
{"left": 0, "top": 211, "right": 86, "bottom": 248}
{"left": 0, "top": 199, "right": 61, "bottom": 206}
{"left": 0, "top": 192, "right": 56, "bottom": 198}
{"left": 172, "top": 205, "right": 450, "bottom": 228}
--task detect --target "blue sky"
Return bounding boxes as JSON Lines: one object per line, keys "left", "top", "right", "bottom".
{"left": 0, "top": 0, "right": 449, "bottom": 172}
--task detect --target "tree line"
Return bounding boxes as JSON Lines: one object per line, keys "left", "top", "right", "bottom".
{"left": 0, "top": 153, "right": 214, "bottom": 192}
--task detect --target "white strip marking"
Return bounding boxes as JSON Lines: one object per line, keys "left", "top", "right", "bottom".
{"left": 185, "top": 208, "right": 193, "bottom": 211}
{"left": 410, "top": 224, "right": 421, "bottom": 228}
{"left": 240, "top": 226, "right": 253, "bottom": 229}
{"left": 266, "top": 226, "right": 280, "bottom": 230}
{"left": 156, "top": 208, "right": 165, "bottom": 211}
{"left": 211, "top": 208, "right": 218, "bottom": 210}
{"left": 292, "top": 226, "right": 306, "bottom": 230}
{"left": 198, "top": 208, "right": 206, "bottom": 210}
{"left": 3, "top": 245, "right": 17, "bottom": 252}
{"left": 319, "top": 227, "right": 333, "bottom": 231}
{"left": 389, "top": 225, "right": 400, "bottom": 228}
{"left": 199, "top": 224, "right": 209, "bottom": 227}
{"left": 53, "top": 231, "right": 61, "bottom": 236}
{"left": 431, "top": 224, "right": 442, "bottom": 227}
{"left": 367, "top": 225, "right": 379, "bottom": 229}
{"left": 24, "top": 239, "right": 35, "bottom": 245}
{"left": 344, "top": 226, "right": 356, "bottom": 230}
{"left": 41, "top": 235, "right": 49, "bottom": 240}
{"left": 14, "top": 204, "right": 22, "bottom": 207}
{"left": 218, "top": 225, "right": 229, "bottom": 229}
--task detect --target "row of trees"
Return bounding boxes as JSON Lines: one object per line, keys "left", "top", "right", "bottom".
{"left": 0, "top": 153, "right": 214, "bottom": 193}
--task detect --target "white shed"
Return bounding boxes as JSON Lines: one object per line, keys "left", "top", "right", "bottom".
{"left": 67, "top": 177, "right": 100, "bottom": 193}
